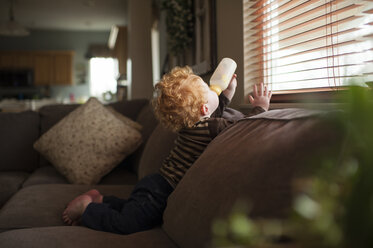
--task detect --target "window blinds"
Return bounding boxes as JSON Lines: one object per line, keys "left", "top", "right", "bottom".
{"left": 243, "top": 0, "right": 373, "bottom": 94}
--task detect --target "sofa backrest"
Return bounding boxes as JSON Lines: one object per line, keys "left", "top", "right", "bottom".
{"left": 162, "top": 108, "right": 343, "bottom": 248}
{"left": 125, "top": 102, "right": 159, "bottom": 174}
{"left": 0, "top": 111, "right": 40, "bottom": 172}
{"left": 137, "top": 124, "right": 178, "bottom": 180}
{"left": 39, "top": 99, "right": 148, "bottom": 135}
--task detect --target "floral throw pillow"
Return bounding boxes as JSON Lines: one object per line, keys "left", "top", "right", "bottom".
{"left": 34, "top": 97, "right": 142, "bottom": 184}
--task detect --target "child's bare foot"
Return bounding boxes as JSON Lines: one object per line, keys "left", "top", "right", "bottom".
{"left": 62, "top": 195, "right": 92, "bottom": 225}
{"left": 62, "top": 189, "right": 103, "bottom": 225}
{"left": 65, "top": 189, "right": 103, "bottom": 208}
{"left": 84, "top": 189, "right": 103, "bottom": 204}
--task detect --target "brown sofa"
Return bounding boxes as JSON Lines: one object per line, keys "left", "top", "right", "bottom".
{"left": 0, "top": 99, "right": 341, "bottom": 248}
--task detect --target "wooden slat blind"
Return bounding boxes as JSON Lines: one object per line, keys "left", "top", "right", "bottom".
{"left": 243, "top": 0, "right": 373, "bottom": 95}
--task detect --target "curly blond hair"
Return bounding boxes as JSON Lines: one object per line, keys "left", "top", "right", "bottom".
{"left": 153, "top": 66, "right": 207, "bottom": 132}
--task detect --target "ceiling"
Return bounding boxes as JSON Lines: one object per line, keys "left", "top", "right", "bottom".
{"left": 0, "top": 0, "right": 128, "bottom": 31}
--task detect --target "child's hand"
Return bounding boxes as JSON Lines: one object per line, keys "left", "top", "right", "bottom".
{"left": 222, "top": 74, "right": 237, "bottom": 100}
{"left": 248, "top": 83, "right": 272, "bottom": 111}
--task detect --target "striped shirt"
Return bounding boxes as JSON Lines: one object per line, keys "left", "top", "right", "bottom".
{"left": 159, "top": 94, "right": 265, "bottom": 188}
{"left": 159, "top": 118, "right": 225, "bottom": 188}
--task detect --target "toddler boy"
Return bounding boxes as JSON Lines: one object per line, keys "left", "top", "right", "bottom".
{"left": 62, "top": 66, "right": 272, "bottom": 234}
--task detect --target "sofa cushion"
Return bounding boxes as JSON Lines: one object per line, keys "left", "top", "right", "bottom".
{"left": 39, "top": 104, "right": 79, "bottom": 135}
{"left": 99, "top": 165, "right": 138, "bottom": 185}
{"left": 38, "top": 99, "right": 148, "bottom": 135}
{"left": 22, "top": 166, "right": 69, "bottom": 187}
{"left": 38, "top": 104, "right": 80, "bottom": 167}
{"left": 0, "top": 184, "right": 135, "bottom": 232}
{"left": 0, "top": 111, "right": 40, "bottom": 171}
{"left": 162, "top": 108, "right": 342, "bottom": 248}
{"left": 126, "top": 103, "right": 159, "bottom": 174}
{"left": 34, "top": 98, "right": 142, "bottom": 185}
{"left": 22, "top": 166, "right": 138, "bottom": 188}
{"left": 138, "top": 124, "right": 177, "bottom": 180}
{"left": 106, "top": 106, "right": 142, "bottom": 131}
{"left": 0, "top": 172, "right": 30, "bottom": 207}
{"left": 37, "top": 99, "right": 148, "bottom": 167}
{"left": 0, "top": 226, "right": 178, "bottom": 248}
{"left": 108, "top": 99, "right": 149, "bottom": 123}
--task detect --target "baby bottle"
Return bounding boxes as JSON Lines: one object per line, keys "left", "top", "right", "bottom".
{"left": 209, "top": 58, "right": 237, "bottom": 95}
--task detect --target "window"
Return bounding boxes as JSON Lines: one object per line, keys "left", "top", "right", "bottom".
{"left": 89, "top": 58, "right": 119, "bottom": 101}
{"left": 243, "top": 0, "right": 373, "bottom": 97}
{"left": 152, "top": 21, "right": 161, "bottom": 86}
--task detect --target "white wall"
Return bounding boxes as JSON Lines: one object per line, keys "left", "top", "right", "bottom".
{"left": 130, "top": 0, "right": 245, "bottom": 106}
{"left": 216, "top": 0, "right": 244, "bottom": 109}
{"left": 127, "top": 0, "right": 154, "bottom": 100}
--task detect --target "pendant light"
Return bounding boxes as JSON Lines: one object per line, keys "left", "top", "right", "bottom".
{"left": 0, "top": 0, "right": 30, "bottom": 36}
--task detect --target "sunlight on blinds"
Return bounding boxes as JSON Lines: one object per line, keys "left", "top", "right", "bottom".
{"left": 243, "top": 0, "right": 373, "bottom": 95}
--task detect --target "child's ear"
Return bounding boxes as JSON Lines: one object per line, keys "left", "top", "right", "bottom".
{"left": 201, "top": 104, "right": 209, "bottom": 115}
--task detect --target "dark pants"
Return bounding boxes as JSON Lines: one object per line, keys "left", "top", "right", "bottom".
{"left": 81, "top": 173, "right": 173, "bottom": 235}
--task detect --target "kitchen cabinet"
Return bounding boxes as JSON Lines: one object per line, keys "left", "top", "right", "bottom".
{"left": 53, "top": 52, "right": 74, "bottom": 85}
{"left": 16, "top": 53, "right": 34, "bottom": 69}
{"left": 0, "top": 53, "right": 17, "bottom": 67}
{"left": 33, "top": 53, "right": 53, "bottom": 86}
{"left": 0, "top": 51, "right": 74, "bottom": 85}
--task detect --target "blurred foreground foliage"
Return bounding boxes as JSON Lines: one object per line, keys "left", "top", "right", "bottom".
{"left": 212, "top": 86, "right": 373, "bottom": 248}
